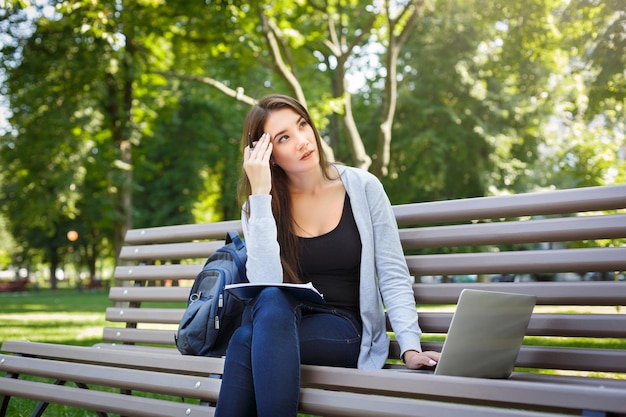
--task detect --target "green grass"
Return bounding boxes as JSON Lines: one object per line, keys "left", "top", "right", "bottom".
{"left": 1, "top": 289, "right": 115, "bottom": 347}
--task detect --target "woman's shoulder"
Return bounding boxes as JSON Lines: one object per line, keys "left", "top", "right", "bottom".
{"left": 333, "top": 163, "right": 380, "bottom": 184}
{"left": 333, "top": 164, "right": 388, "bottom": 205}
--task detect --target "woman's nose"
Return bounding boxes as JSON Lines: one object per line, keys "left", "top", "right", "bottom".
{"left": 296, "top": 133, "right": 308, "bottom": 149}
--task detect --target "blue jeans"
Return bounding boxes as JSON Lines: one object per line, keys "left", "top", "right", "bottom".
{"left": 214, "top": 287, "right": 362, "bottom": 417}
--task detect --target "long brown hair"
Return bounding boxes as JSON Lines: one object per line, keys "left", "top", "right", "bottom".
{"left": 237, "top": 94, "right": 333, "bottom": 283}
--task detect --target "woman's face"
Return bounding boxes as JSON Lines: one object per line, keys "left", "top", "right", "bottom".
{"left": 263, "top": 107, "right": 319, "bottom": 174}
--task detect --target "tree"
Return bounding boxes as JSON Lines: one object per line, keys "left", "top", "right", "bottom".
{"left": 156, "top": 1, "right": 426, "bottom": 177}
{"left": 560, "top": 0, "right": 626, "bottom": 118}
{"left": 0, "top": 5, "right": 99, "bottom": 288}
{"left": 2, "top": 0, "right": 623, "bottom": 286}
{"left": 370, "top": 0, "right": 425, "bottom": 177}
{"left": 133, "top": 88, "right": 248, "bottom": 227}
{"left": 0, "top": 0, "right": 174, "bottom": 286}
{"left": 375, "top": 0, "right": 621, "bottom": 203}
{"left": 520, "top": 0, "right": 626, "bottom": 190}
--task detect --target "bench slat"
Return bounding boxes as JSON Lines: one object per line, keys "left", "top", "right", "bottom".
{"left": 508, "top": 372, "right": 626, "bottom": 389}
{"left": 114, "top": 246, "right": 626, "bottom": 282}
{"left": 114, "top": 264, "right": 201, "bottom": 281}
{"left": 406, "top": 247, "right": 626, "bottom": 276}
{"left": 119, "top": 241, "right": 223, "bottom": 262}
{"left": 526, "top": 313, "right": 626, "bottom": 337}
{"left": 124, "top": 220, "right": 242, "bottom": 245}
{"left": 418, "top": 312, "right": 626, "bottom": 338}
{"left": 414, "top": 342, "right": 626, "bottom": 374}
{"left": 106, "top": 307, "right": 184, "bottom": 324}
{"left": 105, "top": 308, "right": 626, "bottom": 339}
{"left": 298, "top": 386, "right": 567, "bottom": 417}
{"left": 1, "top": 341, "right": 223, "bottom": 375}
{"left": 108, "top": 286, "right": 189, "bottom": 302}
{"left": 0, "top": 378, "right": 213, "bottom": 417}
{"left": 103, "top": 327, "right": 176, "bottom": 345}
{"left": 301, "top": 365, "right": 626, "bottom": 415}
{"left": 393, "top": 183, "right": 626, "bottom": 225}
{"left": 399, "top": 214, "right": 626, "bottom": 249}
{"left": 516, "top": 345, "right": 626, "bottom": 373}
{"left": 412, "top": 282, "right": 626, "bottom": 305}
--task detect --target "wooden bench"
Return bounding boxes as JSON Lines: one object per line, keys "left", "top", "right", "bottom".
{"left": 1, "top": 183, "right": 626, "bottom": 417}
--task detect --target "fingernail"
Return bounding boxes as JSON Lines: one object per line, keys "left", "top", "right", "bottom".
{"left": 429, "top": 360, "right": 437, "bottom": 366}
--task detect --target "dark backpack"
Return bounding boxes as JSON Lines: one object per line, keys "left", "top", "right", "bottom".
{"left": 175, "top": 230, "right": 247, "bottom": 357}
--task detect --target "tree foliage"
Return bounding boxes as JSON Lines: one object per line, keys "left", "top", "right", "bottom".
{"left": 0, "top": 0, "right": 623, "bottom": 284}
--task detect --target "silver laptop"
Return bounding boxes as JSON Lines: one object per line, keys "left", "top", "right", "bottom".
{"left": 423, "top": 289, "right": 536, "bottom": 378}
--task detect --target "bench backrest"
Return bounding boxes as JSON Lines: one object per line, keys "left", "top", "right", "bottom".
{"left": 109, "top": 184, "right": 626, "bottom": 375}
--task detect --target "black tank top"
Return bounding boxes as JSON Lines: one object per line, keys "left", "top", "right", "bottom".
{"left": 297, "top": 195, "right": 362, "bottom": 317}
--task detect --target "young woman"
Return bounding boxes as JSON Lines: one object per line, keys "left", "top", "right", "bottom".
{"left": 215, "top": 94, "right": 440, "bottom": 417}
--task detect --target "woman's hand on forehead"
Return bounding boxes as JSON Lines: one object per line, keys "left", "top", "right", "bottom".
{"left": 244, "top": 132, "right": 273, "bottom": 195}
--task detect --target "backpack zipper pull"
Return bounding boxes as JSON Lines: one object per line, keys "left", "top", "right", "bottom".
{"left": 218, "top": 294, "right": 224, "bottom": 308}
{"left": 214, "top": 316, "right": 220, "bottom": 330}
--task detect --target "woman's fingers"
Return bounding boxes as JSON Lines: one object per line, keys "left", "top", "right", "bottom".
{"left": 248, "top": 133, "right": 271, "bottom": 160}
{"left": 243, "top": 133, "right": 273, "bottom": 195}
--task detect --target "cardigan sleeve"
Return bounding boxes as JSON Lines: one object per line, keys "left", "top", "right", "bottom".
{"left": 241, "top": 194, "right": 283, "bottom": 284}
{"left": 364, "top": 175, "right": 423, "bottom": 355}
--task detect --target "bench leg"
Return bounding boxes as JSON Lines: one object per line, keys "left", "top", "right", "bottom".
{"left": 0, "top": 392, "right": 11, "bottom": 417}
{"left": 0, "top": 396, "right": 7, "bottom": 417}
{"left": 0, "top": 370, "right": 19, "bottom": 417}
{"left": 0, "top": 394, "right": 8, "bottom": 417}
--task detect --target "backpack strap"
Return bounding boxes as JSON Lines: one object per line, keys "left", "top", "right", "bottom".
{"left": 226, "top": 230, "right": 245, "bottom": 250}
{"left": 224, "top": 231, "right": 247, "bottom": 280}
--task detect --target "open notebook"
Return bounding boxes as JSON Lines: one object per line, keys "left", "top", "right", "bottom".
{"left": 225, "top": 282, "right": 325, "bottom": 305}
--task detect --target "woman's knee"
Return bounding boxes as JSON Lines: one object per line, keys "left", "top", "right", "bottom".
{"left": 254, "top": 286, "right": 290, "bottom": 304}
{"left": 250, "top": 287, "right": 298, "bottom": 325}
{"left": 252, "top": 287, "right": 294, "bottom": 312}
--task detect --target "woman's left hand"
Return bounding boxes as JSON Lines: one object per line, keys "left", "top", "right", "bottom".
{"left": 402, "top": 350, "right": 441, "bottom": 370}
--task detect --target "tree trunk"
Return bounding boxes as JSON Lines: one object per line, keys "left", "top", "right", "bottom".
{"left": 371, "top": 0, "right": 424, "bottom": 178}
{"left": 372, "top": 40, "right": 399, "bottom": 178}
{"left": 111, "top": 22, "right": 136, "bottom": 261}
{"left": 326, "top": 56, "right": 368, "bottom": 168}
{"left": 340, "top": 88, "right": 372, "bottom": 170}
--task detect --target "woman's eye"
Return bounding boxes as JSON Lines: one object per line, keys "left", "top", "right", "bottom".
{"left": 278, "top": 135, "right": 288, "bottom": 143}
{"left": 299, "top": 120, "right": 308, "bottom": 129}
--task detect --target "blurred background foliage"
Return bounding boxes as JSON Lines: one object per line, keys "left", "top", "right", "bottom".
{"left": 0, "top": 0, "right": 624, "bottom": 288}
